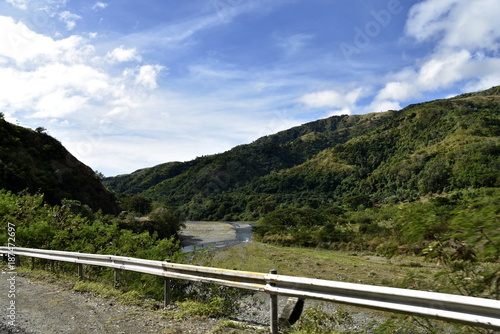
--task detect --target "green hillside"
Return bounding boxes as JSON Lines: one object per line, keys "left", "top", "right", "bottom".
{"left": 0, "top": 115, "right": 118, "bottom": 214}
{"left": 103, "top": 86, "right": 500, "bottom": 220}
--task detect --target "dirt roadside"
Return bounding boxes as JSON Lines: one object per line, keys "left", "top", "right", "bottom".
{"left": 0, "top": 222, "right": 257, "bottom": 334}
{"left": 0, "top": 269, "right": 226, "bottom": 334}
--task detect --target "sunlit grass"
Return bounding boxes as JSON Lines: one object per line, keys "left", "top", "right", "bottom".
{"left": 195, "top": 242, "right": 441, "bottom": 290}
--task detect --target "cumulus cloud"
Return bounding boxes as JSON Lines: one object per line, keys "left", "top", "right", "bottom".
{"left": 368, "top": 100, "right": 402, "bottom": 113}
{"left": 299, "top": 88, "right": 362, "bottom": 108}
{"left": 406, "top": 0, "right": 500, "bottom": 51}
{"left": 0, "top": 63, "right": 111, "bottom": 117}
{"left": 299, "top": 87, "right": 362, "bottom": 114}
{"left": 370, "top": 0, "right": 500, "bottom": 112}
{"left": 59, "top": 10, "right": 82, "bottom": 30}
{"left": 376, "top": 82, "right": 421, "bottom": 101}
{"left": 416, "top": 49, "right": 472, "bottom": 90}
{"left": 106, "top": 46, "right": 142, "bottom": 63}
{"left": 0, "top": 16, "right": 161, "bottom": 121}
{"left": 408, "top": 0, "right": 500, "bottom": 88}
{"left": 0, "top": 16, "right": 94, "bottom": 67}
{"left": 135, "top": 65, "right": 165, "bottom": 89}
{"left": 405, "top": 0, "right": 460, "bottom": 43}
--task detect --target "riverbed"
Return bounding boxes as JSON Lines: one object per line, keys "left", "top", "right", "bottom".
{"left": 179, "top": 221, "right": 255, "bottom": 252}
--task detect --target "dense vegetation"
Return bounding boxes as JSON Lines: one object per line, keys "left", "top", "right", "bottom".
{"left": 0, "top": 190, "right": 192, "bottom": 300}
{"left": 0, "top": 114, "right": 118, "bottom": 214}
{"left": 0, "top": 190, "right": 182, "bottom": 258}
{"left": 103, "top": 86, "right": 500, "bottom": 221}
{"left": 254, "top": 188, "right": 499, "bottom": 260}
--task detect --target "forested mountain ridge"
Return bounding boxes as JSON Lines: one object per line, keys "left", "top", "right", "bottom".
{"left": 0, "top": 115, "right": 118, "bottom": 214}
{"left": 103, "top": 86, "right": 500, "bottom": 220}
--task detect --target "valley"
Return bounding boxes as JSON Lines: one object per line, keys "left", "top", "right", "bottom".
{"left": 1, "top": 86, "right": 499, "bottom": 333}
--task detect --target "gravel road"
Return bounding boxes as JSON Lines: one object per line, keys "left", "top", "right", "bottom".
{"left": 0, "top": 270, "right": 226, "bottom": 333}
{"left": 0, "top": 268, "right": 387, "bottom": 334}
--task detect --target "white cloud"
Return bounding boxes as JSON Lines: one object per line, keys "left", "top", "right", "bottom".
{"left": 368, "top": 0, "right": 500, "bottom": 112}
{"left": 405, "top": 0, "right": 460, "bottom": 42}
{"left": 51, "top": 88, "right": 302, "bottom": 175}
{"left": 8, "top": 0, "right": 69, "bottom": 13}
{"left": 0, "top": 16, "right": 94, "bottom": 67}
{"left": 376, "top": 82, "right": 421, "bottom": 101}
{"left": 0, "top": 15, "right": 161, "bottom": 124}
{"left": 34, "top": 90, "right": 88, "bottom": 118}
{"left": 6, "top": 0, "right": 29, "bottom": 10}
{"left": 298, "top": 87, "right": 363, "bottom": 114}
{"left": 416, "top": 49, "right": 472, "bottom": 90}
{"left": 371, "top": 49, "right": 478, "bottom": 110}
{"left": 59, "top": 10, "right": 81, "bottom": 30}
{"left": 135, "top": 65, "right": 165, "bottom": 89}
{"left": 327, "top": 108, "right": 352, "bottom": 117}
{"left": 0, "top": 61, "right": 114, "bottom": 117}
{"left": 406, "top": 0, "right": 500, "bottom": 51}
{"left": 92, "top": 2, "right": 108, "bottom": 11}
{"left": 0, "top": 16, "right": 169, "bottom": 174}
{"left": 367, "top": 100, "right": 401, "bottom": 113}
{"left": 106, "top": 46, "right": 141, "bottom": 63}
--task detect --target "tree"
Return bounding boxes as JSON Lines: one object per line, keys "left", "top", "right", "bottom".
{"left": 343, "top": 194, "right": 372, "bottom": 211}
{"left": 121, "top": 194, "right": 153, "bottom": 215}
{"left": 148, "top": 207, "right": 185, "bottom": 239}
{"left": 95, "top": 170, "right": 105, "bottom": 180}
{"left": 35, "top": 126, "right": 47, "bottom": 134}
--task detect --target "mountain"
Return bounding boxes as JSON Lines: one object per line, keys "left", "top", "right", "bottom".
{"left": 0, "top": 116, "right": 118, "bottom": 214}
{"left": 103, "top": 86, "right": 500, "bottom": 220}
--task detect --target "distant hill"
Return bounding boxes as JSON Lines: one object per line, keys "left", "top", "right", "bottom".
{"left": 0, "top": 116, "right": 118, "bottom": 214}
{"left": 103, "top": 86, "right": 500, "bottom": 220}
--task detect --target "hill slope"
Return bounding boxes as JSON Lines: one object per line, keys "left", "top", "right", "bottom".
{"left": 0, "top": 116, "right": 118, "bottom": 214}
{"left": 103, "top": 86, "right": 500, "bottom": 220}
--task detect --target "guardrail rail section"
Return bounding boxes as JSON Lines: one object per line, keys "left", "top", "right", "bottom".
{"left": 1, "top": 247, "right": 499, "bottom": 333}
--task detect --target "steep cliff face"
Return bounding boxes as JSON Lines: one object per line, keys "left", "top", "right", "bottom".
{"left": 0, "top": 118, "right": 118, "bottom": 214}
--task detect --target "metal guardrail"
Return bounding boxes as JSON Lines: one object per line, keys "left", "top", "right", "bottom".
{"left": 2, "top": 246, "right": 500, "bottom": 333}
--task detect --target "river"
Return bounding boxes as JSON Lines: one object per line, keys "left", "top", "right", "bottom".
{"left": 179, "top": 221, "right": 255, "bottom": 252}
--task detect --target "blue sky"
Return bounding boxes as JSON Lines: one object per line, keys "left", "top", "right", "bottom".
{"left": 1, "top": 0, "right": 500, "bottom": 176}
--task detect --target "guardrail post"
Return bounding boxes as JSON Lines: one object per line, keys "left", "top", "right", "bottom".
{"left": 114, "top": 268, "right": 121, "bottom": 288}
{"left": 164, "top": 259, "right": 171, "bottom": 307}
{"left": 113, "top": 254, "right": 121, "bottom": 288}
{"left": 31, "top": 257, "right": 35, "bottom": 270}
{"left": 14, "top": 255, "right": 20, "bottom": 267}
{"left": 270, "top": 269, "right": 278, "bottom": 334}
{"left": 78, "top": 263, "right": 83, "bottom": 280}
{"left": 77, "top": 252, "right": 83, "bottom": 280}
